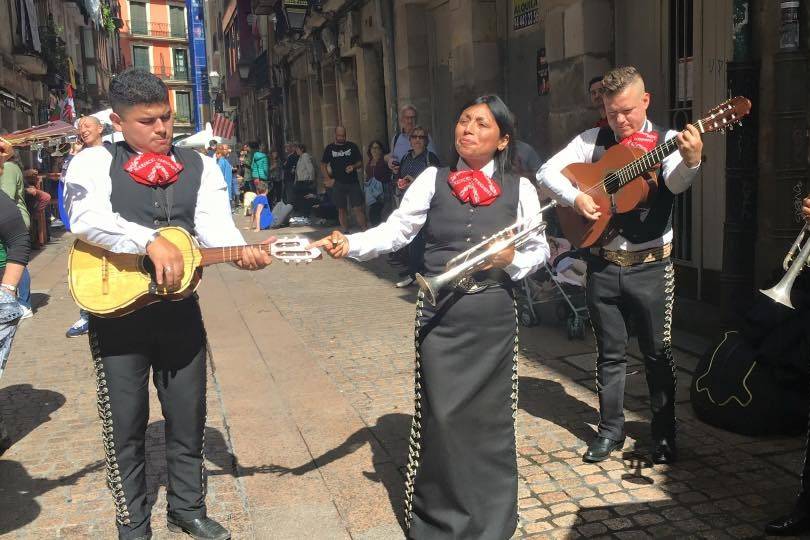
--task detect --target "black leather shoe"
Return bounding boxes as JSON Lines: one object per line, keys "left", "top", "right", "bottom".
{"left": 765, "top": 505, "right": 810, "bottom": 536}
{"left": 166, "top": 515, "right": 230, "bottom": 540}
{"left": 583, "top": 436, "right": 624, "bottom": 463}
{"left": 651, "top": 438, "right": 677, "bottom": 464}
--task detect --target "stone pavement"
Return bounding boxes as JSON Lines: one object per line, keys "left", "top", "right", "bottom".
{"left": 0, "top": 218, "right": 804, "bottom": 539}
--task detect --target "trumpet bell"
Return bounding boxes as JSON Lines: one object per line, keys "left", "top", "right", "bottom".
{"left": 415, "top": 273, "right": 440, "bottom": 306}
{"left": 759, "top": 283, "right": 795, "bottom": 309}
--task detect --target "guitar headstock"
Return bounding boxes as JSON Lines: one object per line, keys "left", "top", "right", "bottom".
{"left": 698, "top": 96, "right": 752, "bottom": 134}
{"left": 270, "top": 236, "right": 322, "bottom": 264}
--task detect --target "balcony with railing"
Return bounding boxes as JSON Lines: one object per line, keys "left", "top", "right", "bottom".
{"left": 126, "top": 19, "right": 187, "bottom": 39}
{"left": 127, "top": 63, "right": 190, "bottom": 82}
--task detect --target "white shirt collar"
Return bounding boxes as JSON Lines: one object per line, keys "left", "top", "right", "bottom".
{"left": 456, "top": 158, "right": 496, "bottom": 177}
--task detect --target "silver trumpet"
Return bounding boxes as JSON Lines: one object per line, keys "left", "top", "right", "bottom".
{"left": 415, "top": 201, "right": 558, "bottom": 305}
{"left": 760, "top": 223, "right": 810, "bottom": 309}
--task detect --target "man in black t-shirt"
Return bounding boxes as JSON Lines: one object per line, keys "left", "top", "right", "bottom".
{"left": 320, "top": 126, "right": 366, "bottom": 232}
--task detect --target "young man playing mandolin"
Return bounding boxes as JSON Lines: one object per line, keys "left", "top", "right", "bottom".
{"left": 64, "top": 68, "right": 272, "bottom": 540}
{"left": 538, "top": 66, "right": 703, "bottom": 465}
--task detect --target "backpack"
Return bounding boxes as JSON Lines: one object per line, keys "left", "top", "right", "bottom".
{"left": 270, "top": 201, "right": 293, "bottom": 228}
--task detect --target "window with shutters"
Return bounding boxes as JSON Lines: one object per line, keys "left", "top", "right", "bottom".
{"left": 175, "top": 92, "right": 191, "bottom": 124}
{"left": 132, "top": 45, "right": 149, "bottom": 70}
{"left": 170, "top": 6, "right": 186, "bottom": 38}
{"left": 173, "top": 49, "right": 189, "bottom": 80}
{"left": 130, "top": 2, "right": 147, "bottom": 35}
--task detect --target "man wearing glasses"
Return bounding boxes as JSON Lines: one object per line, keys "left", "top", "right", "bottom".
{"left": 385, "top": 104, "right": 437, "bottom": 177}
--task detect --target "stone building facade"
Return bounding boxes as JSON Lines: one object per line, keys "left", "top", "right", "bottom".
{"left": 233, "top": 0, "right": 799, "bottom": 316}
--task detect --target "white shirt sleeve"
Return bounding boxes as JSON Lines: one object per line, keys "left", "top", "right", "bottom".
{"left": 194, "top": 155, "right": 247, "bottom": 248}
{"left": 504, "top": 177, "right": 551, "bottom": 281}
{"left": 661, "top": 129, "right": 701, "bottom": 194}
{"left": 64, "top": 147, "right": 157, "bottom": 254}
{"left": 346, "top": 167, "right": 437, "bottom": 260}
{"left": 537, "top": 128, "right": 600, "bottom": 207}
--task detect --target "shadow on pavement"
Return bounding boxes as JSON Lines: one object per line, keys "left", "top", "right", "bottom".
{"left": 0, "top": 384, "right": 65, "bottom": 455}
{"left": 262, "top": 412, "right": 410, "bottom": 532}
{"left": 0, "top": 459, "right": 104, "bottom": 535}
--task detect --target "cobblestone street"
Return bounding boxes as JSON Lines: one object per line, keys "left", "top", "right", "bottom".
{"left": 0, "top": 220, "right": 804, "bottom": 539}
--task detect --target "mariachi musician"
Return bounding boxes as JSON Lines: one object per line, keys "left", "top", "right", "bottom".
{"left": 312, "top": 95, "right": 549, "bottom": 539}
{"left": 538, "top": 66, "right": 703, "bottom": 464}
{"left": 64, "top": 68, "right": 272, "bottom": 540}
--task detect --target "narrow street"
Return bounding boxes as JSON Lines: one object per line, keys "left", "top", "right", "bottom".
{"left": 0, "top": 219, "right": 802, "bottom": 539}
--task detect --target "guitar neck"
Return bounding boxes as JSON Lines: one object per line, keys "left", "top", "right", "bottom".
{"left": 614, "top": 123, "right": 696, "bottom": 190}
{"left": 200, "top": 244, "right": 271, "bottom": 266}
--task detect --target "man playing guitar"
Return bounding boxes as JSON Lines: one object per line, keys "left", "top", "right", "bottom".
{"left": 538, "top": 66, "right": 703, "bottom": 465}
{"left": 64, "top": 68, "right": 271, "bottom": 540}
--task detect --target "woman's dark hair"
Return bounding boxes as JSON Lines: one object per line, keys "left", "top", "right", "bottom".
{"left": 451, "top": 95, "right": 515, "bottom": 177}
{"left": 249, "top": 141, "right": 259, "bottom": 151}
{"left": 366, "top": 139, "right": 387, "bottom": 159}
{"left": 109, "top": 68, "right": 169, "bottom": 115}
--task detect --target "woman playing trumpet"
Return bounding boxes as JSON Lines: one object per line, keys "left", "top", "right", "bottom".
{"left": 311, "top": 95, "right": 549, "bottom": 539}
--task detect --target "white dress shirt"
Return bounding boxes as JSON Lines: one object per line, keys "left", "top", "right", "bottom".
{"left": 347, "top": 159, "right": 550, "bottom": 281}
{"left": 64, "top": 145, "right": 246, "bottom": 254}
{"left": 537, "top": 119, "right": 701, "bottom": 251}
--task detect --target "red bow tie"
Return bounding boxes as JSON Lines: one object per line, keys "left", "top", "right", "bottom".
{"left": 619, "top": 131, "right": 659, "bottom": 153}
{"left": 447, "top": 169, "right": 501, "bottom": 206}
{"left": 123, "top": 153, "right": 184, "bottom": 187}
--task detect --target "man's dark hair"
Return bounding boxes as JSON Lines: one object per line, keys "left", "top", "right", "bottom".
{"left": 588, "top": 75, "right": 603, "bottom": 91}
{"left": 209, "top": 139, "right": 217, "bottom": 147}
{"left": 249, "top": 141, "right": 259, "bottom": 150}
{"left": 109, "top": 68, "right": 169, "bottom": 114}
{"left": 298, "top": 143, "right": 306, "bottom": 152}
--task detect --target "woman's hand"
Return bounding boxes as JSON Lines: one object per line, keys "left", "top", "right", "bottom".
{"left": 308, "top": 230, "right": 350, "bottom": 258}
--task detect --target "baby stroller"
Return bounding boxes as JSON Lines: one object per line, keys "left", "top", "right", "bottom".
{"left": 516, "top": 237, "right": 589, "bottom": 340}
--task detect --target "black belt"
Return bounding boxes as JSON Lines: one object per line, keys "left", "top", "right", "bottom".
{"left": 455, "top": 269, "right": 511, "bottom": 294}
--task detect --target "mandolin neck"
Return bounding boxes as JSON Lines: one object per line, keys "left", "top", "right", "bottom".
{"left": 199, "top": 244, "right": 271, "bottom": 266}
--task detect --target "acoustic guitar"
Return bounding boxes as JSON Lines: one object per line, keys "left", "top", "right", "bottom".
{"left": 556, "top": 96, "right": 752, "bottom": 248}
{"left": 68, "top": 227, "right": 321, "bottom": 317}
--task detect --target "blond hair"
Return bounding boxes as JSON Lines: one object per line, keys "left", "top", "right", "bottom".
{"left": 601, "top": 66, "right": 643, "bottom": 97}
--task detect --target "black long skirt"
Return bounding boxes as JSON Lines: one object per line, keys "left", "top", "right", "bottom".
{"left": 405, "top": 286, "right": 519, "bottom": 540}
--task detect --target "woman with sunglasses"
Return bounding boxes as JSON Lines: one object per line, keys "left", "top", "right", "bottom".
{"left": 311, "top": 96, "right": 549, "bottom": 539}
{"left": 393, "top": 126, "right": 441, "bottom": 287}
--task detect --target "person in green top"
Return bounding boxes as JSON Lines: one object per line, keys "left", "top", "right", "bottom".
{"left": 0, "top": 159, "right": 31, "bottom": 318}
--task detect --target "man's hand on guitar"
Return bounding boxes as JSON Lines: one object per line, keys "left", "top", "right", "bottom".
{"left": 676, "top": 124, "right": 703, "bottom": 168}
{"left": 308, "top": 231, "right": 350, "bottom": 258}
{"left": 574, "top": 193, "right": 602, "bottom": 221}
{"left": 147, "top": 236, "right": 185, "bottom": 289}
{"left": 802, "top": 197, "right": 810, "bottom": 222}
{"left": 237, "top": 237, "right": 275, "bottom": 270}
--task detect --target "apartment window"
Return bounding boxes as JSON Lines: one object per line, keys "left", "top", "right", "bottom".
{"left": 173, "top": 49, "right": 188, "bottom": 80}
{"left": 170, "top": 6, "right": 186, "bottom": 38}
{"left": 130, "top": 2, "right": 147, "bottom": 34}
{"left": 132, "top": 45, "right": 150, "bottom": 70}
{"left": 175, "top": 91, "right": 191, "bottom": 124}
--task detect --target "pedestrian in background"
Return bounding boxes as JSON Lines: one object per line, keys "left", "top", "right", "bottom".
{"left": 0, "top": 151, "right": 31, "bottom": 320}
{"left": 248, "top": 181, "right": 274, "bottom": 231}
{"left": 394, "top": 125, "right": 441, "bottom": 288}
{"left": 215, "top": 144, "right": 235, "bottom": 209}
{"left": 364, "top": 140, "right": 389, "bottom": 226}
{"left": 269, "top": 150, "right": 283, "bottom": 204}
{"left": 282, "top": 142, "right": 299, "bottom": 204}
{"left": 241, "top": 143, "right": 254, "bottom": 192}
{"left": 321, "top": 126, "right": 366, "bottom": 233}
{"left": 294, "top": 143, "right": 316, "bottom": 211}
{"left": 251, "top": 142, "right": 269, "bottom": 189}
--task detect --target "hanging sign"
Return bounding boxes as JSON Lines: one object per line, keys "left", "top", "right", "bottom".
{"left": 514, "top": 0, "right": 539, "bottom": 31}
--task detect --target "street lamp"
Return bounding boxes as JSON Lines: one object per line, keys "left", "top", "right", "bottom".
{"left": 283, "top": 0, "right": 309, "bottom": 32}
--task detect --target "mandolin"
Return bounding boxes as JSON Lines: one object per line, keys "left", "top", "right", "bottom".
{"left": 556, "top": 96, "right": 752, "bottom": 248}
{"left": 68, "top": 227, "right": 320, "bottom": 317}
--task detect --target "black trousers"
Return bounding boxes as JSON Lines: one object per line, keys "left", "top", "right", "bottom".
{"left": 89, "top": 297, "right": 208, "bottom": 539}
{"left": 586, "top": 257, "right": 677, "bottom": 442}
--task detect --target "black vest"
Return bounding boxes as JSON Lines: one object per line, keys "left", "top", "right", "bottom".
{"left": 107, "top": 142, "right": 203, "bottom": 234}
{"left": 591, "top": 124, "right": 675, "bottom": 244}
{"left": 422, "top": 167, "right": 520, "bottom": 277}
